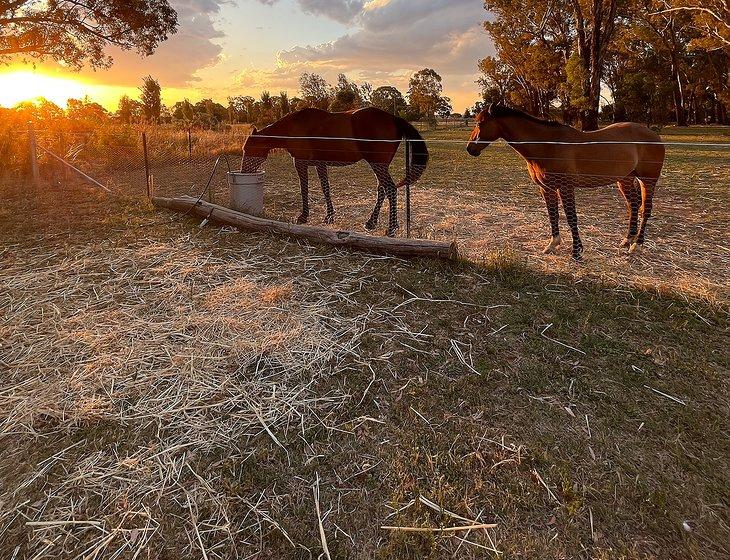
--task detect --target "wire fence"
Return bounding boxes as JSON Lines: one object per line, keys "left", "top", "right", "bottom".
{"left": 18, "top": 126, "right": 730, "bottom": 301}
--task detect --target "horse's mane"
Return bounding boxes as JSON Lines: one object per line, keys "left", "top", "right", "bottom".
{"left": 489, "top": 104, "right": 565, "bottom": 128}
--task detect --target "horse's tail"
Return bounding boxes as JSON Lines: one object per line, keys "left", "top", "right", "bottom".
{"left": 395, "top": 118, "right": 429, "bottom": 188}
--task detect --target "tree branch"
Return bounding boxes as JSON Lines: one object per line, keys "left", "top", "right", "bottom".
{"left": 650, "top": 7, "right": 729, "bottom": 28}
{"left": 0, "top": 16, "right": 133, "bottom": 46}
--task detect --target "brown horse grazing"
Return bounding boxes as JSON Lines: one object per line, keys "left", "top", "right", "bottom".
{"left": 467, "top": 104, "right": 665, "bottom": 259}
{"left": 240, "top": 107, "right": 429, "bottom": 236}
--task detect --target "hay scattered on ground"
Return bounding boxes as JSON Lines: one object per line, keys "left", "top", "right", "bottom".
{"left": 0, "top": 231, "right": 439, "bottom": 558}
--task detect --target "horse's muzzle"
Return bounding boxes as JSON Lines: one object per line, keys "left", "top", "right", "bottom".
{"left": 240, "top": 156, "right": 266, "bottom": 173}
{"left": 466, "top": 143, "right": 483, "bottom": 157}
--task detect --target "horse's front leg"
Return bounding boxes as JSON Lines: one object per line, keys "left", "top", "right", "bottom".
{"left": 295, "top": 160, "right": 309, "bottom": 224}
{"left": 316, "top": 163, "right": 335, "bottom": 224}
{"left": 541, "top": 186, "right": 562, "bottom": 254}
{"left": 559, "top": 185, "right": 583, "bottom": 260}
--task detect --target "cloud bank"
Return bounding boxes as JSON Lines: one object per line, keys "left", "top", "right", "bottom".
{"left": 256, "top": 0, "right": 366, "bottom": 24}
{"left": 75, "top": 0, "right": 226, "bottom": 87}
{"left": 244, "top": 0, "right": 493, "bottom": 107}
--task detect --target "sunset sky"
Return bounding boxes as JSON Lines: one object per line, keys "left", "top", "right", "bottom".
{"left": 0, "top": 0, "right": 494, "bottom": 113}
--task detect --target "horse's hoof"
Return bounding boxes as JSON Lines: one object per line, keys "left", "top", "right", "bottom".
{"left": 386, "top": 227, "right": 399, "bottom": 238}
{"left": 619, "top": 238, "right": 631, "bottom": 249}
{"left": 364, "top": 220, "right": 377, "bottom": 231}
{"left": 629, "top": 242, "right": 641, "bottom": 254}
{"left": 296, "top": 214, "right": 309, "bottom": 225}
{"left": 323, "top": 214, "right": 335, "bottom": 225}
{"left": 543, "top": 236, "right": 562, "bottom": 254}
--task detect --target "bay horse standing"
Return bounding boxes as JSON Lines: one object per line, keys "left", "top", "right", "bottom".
{"left": 467, "top": 104, "right": 665, "bottom": 259}
{"left": 241, "top": 107, "right": 429, "bottom": 236}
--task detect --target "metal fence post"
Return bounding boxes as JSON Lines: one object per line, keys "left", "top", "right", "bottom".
{"left": 142, "top": 132, "right": 151, "bottom": 198}
{"left": 28, "top": 121, "right": 40, "bottom": 186}
{"left": 405, "top": 138, "right": 411, "bottom": 239}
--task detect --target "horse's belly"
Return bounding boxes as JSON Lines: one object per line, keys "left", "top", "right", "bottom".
{"left": 290, "top": 143, "right": 361, "bottom": 164}
{"left": 574, "top": 148, "right": 637, "bottom": 184}
{"left": 542, "top": 170, "right": 632, "bottom": 189}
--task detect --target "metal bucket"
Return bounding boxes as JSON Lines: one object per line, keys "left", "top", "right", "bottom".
{"left": 228, "top": 171, "right": 264, "bottom": 216}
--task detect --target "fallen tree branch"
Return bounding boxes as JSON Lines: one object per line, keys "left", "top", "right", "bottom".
{"left": 152, "top": 196, "right": 459, "bottom": 261}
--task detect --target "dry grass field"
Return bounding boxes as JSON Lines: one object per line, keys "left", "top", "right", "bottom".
{"left": 1, "top": 125, "right": 728, "bottom": 559}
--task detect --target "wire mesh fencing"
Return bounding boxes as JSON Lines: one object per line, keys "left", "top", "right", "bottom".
{"left": 29, "top": 126, "right": 730, "bottom": 302}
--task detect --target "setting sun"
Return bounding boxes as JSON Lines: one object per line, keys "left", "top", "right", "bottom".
{"left": 0, "top": 69, "right": 195, "bottom": 111}
{"left": 0, "top": 71, "right": 89, "bottom": 107}
{"left": 0, "top": 70, "right": 89, "bottom": 108}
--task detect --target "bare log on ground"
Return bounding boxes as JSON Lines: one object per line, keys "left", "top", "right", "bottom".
{"left": 152, "top": 196, "right": 459, "bottom": 261}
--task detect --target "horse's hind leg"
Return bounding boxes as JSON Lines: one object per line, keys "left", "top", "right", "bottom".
{"left": 371, "top": 163, "right": 399, "bottom": 237}
{"left": 559, "top": 184, "right": 584, "bottom": 260}
{"left": 365, "top": 184, "right": 386, "bottom": 231}
{"left": 295, "top": 159, "right": 309, "bottom": 224}
{"left": 541, "top": 186, "right": 562, "bottom": 254}
{"left": 632, "top": 177, "right": 657, "bottom": 253}
{"left": 316, "top": 163, "right": 335, "bottom": 224}
{"left": 368, "top": 163, "right": 399, "bottom": 236}
{"left": 617, "top": 177, "right": 640, "bottom": 248}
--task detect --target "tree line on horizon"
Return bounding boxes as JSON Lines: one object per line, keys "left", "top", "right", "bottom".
{"left": 479, "top": 0, "right": 728, "bottom": 129}
{"left": 0, "top": 69, "right": 457, "bottom": 132}
{"left": 120, "top": 69, "right": 456, "bottom": 129}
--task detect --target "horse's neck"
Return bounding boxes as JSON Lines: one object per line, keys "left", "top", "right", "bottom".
{"left": 499, "top": 117, "right": 580, "bottom": 161}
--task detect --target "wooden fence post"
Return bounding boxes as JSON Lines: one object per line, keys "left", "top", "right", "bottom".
{"left": 28, "top": 121, "right": 40, "bottom": 186}
{"left": 59, "top": 132, "right": 68, "bottom": 186}
{"left": 142, "top": 132, "right": 151, "bottom": 198}
{"left": 187, "top": 128, "right": 193, "bottom": 159}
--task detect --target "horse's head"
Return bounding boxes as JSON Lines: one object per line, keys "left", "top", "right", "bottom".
{"left": 466, "top": 104, "right": 502, "bottom": 157}
{"left": 240, "top": 127, "right": 269, "bottom": 172}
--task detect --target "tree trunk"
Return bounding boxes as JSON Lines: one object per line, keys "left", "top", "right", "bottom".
{"left": 718, "top": 101, "right": 728, "bottom": 125}
{"left": 579, "top": 109, "right": 597, "bottom": 131}
{"left": 585, "top": 21, "right": 603, "bottom": 131}
{"left": 578, "top": 63, "right": 598, "bottom": 130}
{"left": 670, "top": 55, "right": 687, "bottom": 126}
{"left": 673, "top": 88, "right": 687, "bottom": 126}
{"left": 688, "top": 92, "right": 697, "bottom": 125}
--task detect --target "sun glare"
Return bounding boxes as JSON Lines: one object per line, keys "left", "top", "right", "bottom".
{"left": 0, "top": 71, "right": 89, "bottom": 108}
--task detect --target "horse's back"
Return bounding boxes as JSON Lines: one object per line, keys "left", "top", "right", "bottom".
{"left": 285, "top": 108, "right": 349, "bottom": 133}
{"left": 535, "top": 122, "right": 664, "bottom": 183}
{"left": 593, "top": 123, "right": 665, "bottom": 178}
{"left": 273, "top": 107, "right": 400, "bottom": 163}
{"left": 351, "top": 107, "right": 400, "bottom": 139}
{"left": 278, "top": 106, "right": 398, "bottom": 138}
{"left": 587, "top": 122, "right": 662, "bottom": 144}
